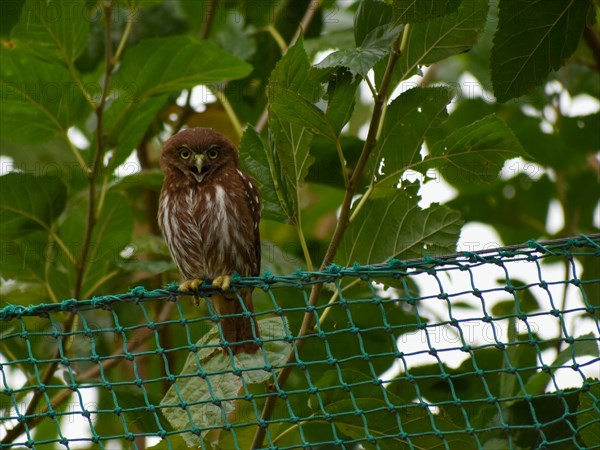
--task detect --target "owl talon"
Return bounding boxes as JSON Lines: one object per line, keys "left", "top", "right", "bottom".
{"left": 212, "top": 275, "right": 232, "bottom": 291}
{"left": 180, "top": 279, "right": 203, "bottom": 292}
{"left": 179, "top": 279, "right": 203, "bottom": 306}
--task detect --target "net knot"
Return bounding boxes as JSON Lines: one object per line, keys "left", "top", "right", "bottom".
{"left": 129, "top": 286, "right": 146, "bottom": 298}
{"left": 324, "top": 263, "right": 342, "bottom": 274}
{"left": 0, "top": 304, "right": 26, "bottom": 320}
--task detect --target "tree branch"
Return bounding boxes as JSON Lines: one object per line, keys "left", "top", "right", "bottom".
{"left": 251, "top": 26, "right": 408, "bottom": 450}
{"left": 74, "top": 2, "right": 115, "bottom": 300}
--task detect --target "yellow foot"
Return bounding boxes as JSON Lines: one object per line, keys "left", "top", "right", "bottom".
{"left": 212, "top": 275, "right": 232, "bottom": 291}
{"left": 179, "top": 279, "right": 203, "bottom": 306}
{"left": 180, "top": 279, "right": 203, "bottom": 291}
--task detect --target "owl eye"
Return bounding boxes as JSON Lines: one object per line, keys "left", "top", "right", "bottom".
{"left": 207, "top": 147, "right": 219, "bottom": 159}
{"left": 179, "top": 148, "right": 191, "bottom": 160}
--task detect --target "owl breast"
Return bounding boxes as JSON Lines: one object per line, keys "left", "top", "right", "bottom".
{"left": 158, "top": 169, "right": 259, "bottom": 281}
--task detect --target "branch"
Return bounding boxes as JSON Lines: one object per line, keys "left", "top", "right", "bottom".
{"left": 583, "top": 26, "right": 600, "bottom": 72}
{"left": 251, "top": 26, "right": 409, "bottom": 450}
{"left": 172, "top": 89, "right": 195, "bottom": 134}
{"left": 200, "top": 0, "right": 220, "bottom": 40}
{"left": 112, "top": 6, "right": 134, "bottom": 65}
{"left": 74, "top": 2, "right": 115, "bottom": 300}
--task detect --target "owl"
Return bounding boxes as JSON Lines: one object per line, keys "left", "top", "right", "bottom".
{"left": 158, "top": 128, "right": 261, "bottom": 354}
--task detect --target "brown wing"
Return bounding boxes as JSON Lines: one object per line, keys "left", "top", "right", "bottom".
{"left": 236, "top": 168, "right": 261, "bottom": 276}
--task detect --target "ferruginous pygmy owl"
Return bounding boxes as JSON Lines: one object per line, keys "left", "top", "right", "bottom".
{"left": 158, "top": 128, "right": 261, "bottom": 354}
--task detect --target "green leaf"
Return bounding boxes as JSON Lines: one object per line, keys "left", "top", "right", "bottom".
{"left": 117, "top": 258, "right": 175, "bottom": 275}
{"left": 508, "top": 111, "right": 599, "bottom": 170}
{"left": 0, "top": 228, "right": 75, "bottom": 300}
{"left": 269, "top": 88, "right": 337, "bottom": 142}
{"left": 267, "top": 36, "right": 321, "bottom": 103}
{"left": 104, "top": 94, "right": 168, "bottom": 169}
{"left": 268, "top": 116, "right": 314, "bottom": 224}
{"left": 239, "top": 125, "right": 291, "bottom": 223}
{"left": 300, "top": 280, "right": 418, "bottom": 379}
{"left": 322, "top": 398, "right": 476, "bottom": 449}
{"left": 491, "top": 0, "right": 592, "bottom": 102}
{"left": 392, "top": 0, "right": 463, "bottom": 24}
{"left": 507, "top": 387, "right": 583, "bottom": 448}
{"left": 0, "top": 0, "right": 25, "bottom": 37}
{"left": 0, "top": 279, "right": 47, "bottom": 306}
{"left": 113, "top": 36, "right": 252, "bottom": 96}
{"left": 581, "top": 254, "right": 600, "bottom": 308}
{"left": 337, "top": 190, "right": 463, "bottom": 265}
{"left": 0, "top": 138, "right": 83, "bottom": 177}
{"left": 83, "top": 193, "right": 134, "bottom": 296}
{"left": 117, "top": 233, "right": 175, "bottom": 274}
{"left": 213, "top": 13, "right": 257, "bottom": 61}
{"left": 325, "top": 398, "right": 407, "bottom": 448}
{"left": 354, "top": 0, "right": 392, "bottom": 46}
{"left": 0, "top": 173, "right": 67, "bottom": 239}
{"left": 308, "top": 369, "right": 407, "bottom": 412}
{"left": 578, "top": 381, "right": 600, "bottom": 448}
{"left": 317, "top": 23, "right": 403, "bottom": 77}
{"left": 10, "top": 0, "right": 89, "bottom": 65}
{"left": 260, "top": 241, "right": 307, "bottom": 274}
{"left": 524, "top": 333, "right": 600, "bottom": 395}
{"left": 0, "top": 51, "right": 90, "bottom": 143}
{"left": 491, "top": 279, "right": 541, "bottom": 316}
{"left": 59, "top": 192, "right": 134, "bottom": 297}
{"left": 448, "top": 173, "right": 553, "bottom": 244}
{"left": 1, "top": 231, "right": 46, "bottom": 284}
{"left": 267, "top": 37, "right": 323, "bottom": 224}
{"left": 147, "top": 435, "right": 190, "bottom": 450}
{"left": 160, "top": 317, "right": 292, "bottom": 447}
{"left": 106, "top": 35, "right": 253, "bottom": 167}
{"left": 324, "top": 68, "right": 361, "bottom": 136}
{"left": 307, "top": 135, "right": 365, "bottom": 189}
{"left": 426, "top": 115, "right": 526, "bottom": 184}
{"left": 373, "top": 87, "right": 453, "bottom": 188}
{"left": 378, "top": 0, "right": 488, "bottom": 87}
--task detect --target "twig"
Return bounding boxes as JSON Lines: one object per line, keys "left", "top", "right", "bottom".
{"left": 112, "top": 6, "right": 134, "bottom": 65}
{"left": 250, "top": 26, "right": 408, "bottom": 450}
{"left": 297, "top": 221, "right": 314, "bottom": 272}
{"left": 210, "top": 87, "right": 244, "bottom": 139}
{"left": 200, "top": 0, "right": 220, "bottom": 40}
{"left": 583, "top": 27, "right": 600, "bottom": 72}
{"left": 75, "top": 2, "right": 115, "bottom": 300}
{"left": 172, "top": 89, "right": 194, "bottom": 133}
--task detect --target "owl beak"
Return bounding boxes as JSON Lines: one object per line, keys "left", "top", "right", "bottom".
{"left": 189, "top": 154, "right": 206, "bottom": 183}
{"left": 194, "top": 153, "right": 205, "bottom": 172}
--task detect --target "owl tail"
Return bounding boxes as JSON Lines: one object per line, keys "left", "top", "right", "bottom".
{"left": 213, "top": 289, "right": 260, "bottom": 354}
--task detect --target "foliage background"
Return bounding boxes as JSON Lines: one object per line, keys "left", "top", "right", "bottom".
{"left": 0, "top": 0, "right": 599, "bottom": 448}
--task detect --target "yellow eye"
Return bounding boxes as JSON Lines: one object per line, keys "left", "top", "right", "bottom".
{"left": 179, "top": 148, "right": 191, "bottom": 160}
{"left": 207, "top": 147, "right": 219, "bottom": 159}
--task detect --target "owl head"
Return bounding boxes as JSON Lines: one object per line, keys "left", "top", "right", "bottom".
{"left": 160, "top": 128, "right": 239, "bottom": 185}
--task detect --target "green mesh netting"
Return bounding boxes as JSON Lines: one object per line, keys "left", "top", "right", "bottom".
{"left": 1, "top": 235, "right": 599, "bottom": 449}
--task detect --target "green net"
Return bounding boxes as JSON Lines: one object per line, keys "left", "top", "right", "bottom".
{"left": 1, "top": 235, "right": 599, "bottom": 449}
